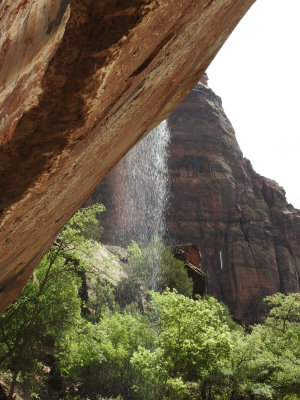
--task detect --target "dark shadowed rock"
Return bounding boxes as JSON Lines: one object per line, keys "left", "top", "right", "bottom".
{"left": 171, "top": 244, "right": 207, "bottom": 298}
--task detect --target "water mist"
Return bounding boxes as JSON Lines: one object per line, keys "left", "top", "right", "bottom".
{"left": 107, "top": 120, "right": 170, "bottom": 289}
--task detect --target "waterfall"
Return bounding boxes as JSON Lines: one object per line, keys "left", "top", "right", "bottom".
{"left": 108, "top": 120, "right": 170, "bottom": 254}
{"left": 219, "top": 250, "right": 223, "bottom": 270}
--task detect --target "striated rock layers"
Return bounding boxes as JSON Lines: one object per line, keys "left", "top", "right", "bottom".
{"left": 95, "top": 81, "right": 300, "bottom": 322}
{"left": 167, "top": 82, "right": 300, "bottom": 322}
{"left": 0, "top": 0, "right": 255, "bottom": 313}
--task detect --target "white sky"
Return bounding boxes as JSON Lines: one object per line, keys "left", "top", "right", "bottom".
{"left": 207, "top": 0, "right": 300, "bottom": 208}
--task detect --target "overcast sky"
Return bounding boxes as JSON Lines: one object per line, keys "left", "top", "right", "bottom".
{"left": 207, "top": 0, "right": 300, "bottom": 208}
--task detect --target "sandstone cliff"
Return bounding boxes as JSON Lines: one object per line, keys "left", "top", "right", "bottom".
{"left": 0, "top": 0, "right": 255, "bottom": 313}
{"left": 95, "top": 81, "right": 300, "bottom": 322}
{"left": 166, "top": 82, "right": 300, "bottom": 322}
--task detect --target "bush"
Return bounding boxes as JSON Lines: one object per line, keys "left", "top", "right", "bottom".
{"left": 0, "top": 204, "right": 105, "bottom": 399}
{"left": 229, "top": 293, "right": 300, "bottom": 399}
{"left": 58, "top": 311, "right": 154, "bottom": 399}
{"left": 123, "top": 239, "right": 193, "bottom": 297}
{"left": 131, "top": 290, "right": 234, "bottom": 400}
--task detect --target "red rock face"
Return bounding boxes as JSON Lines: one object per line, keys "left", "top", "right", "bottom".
{"left": 96, "top": 82, "right": 300, "bottom": 323}
{"left": 166, "top": 83, "right": 300, "bottom": 322}
{"left": 0, "top": 0, "right": 255, "bottom": 313}
{"left": 171, "top": 244, "right": 207, "bottom": 298}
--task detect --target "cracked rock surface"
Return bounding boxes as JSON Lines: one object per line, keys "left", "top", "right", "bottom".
{"left": 0, "top": 0, "right": 254, "bottom": 313}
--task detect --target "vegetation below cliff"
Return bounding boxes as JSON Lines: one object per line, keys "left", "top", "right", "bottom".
{"left": 0, "top": 205, "right": 299, "bottom": 400}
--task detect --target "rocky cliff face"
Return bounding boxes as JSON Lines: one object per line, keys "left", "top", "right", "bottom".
{"left": 0, "top": 0, "right": 255, "bottom": 313}
{"left": 166, "top": 82, "right": 300, "bottom": 322}
{"left": 95, "top": 80, "right": 300, "bottom": 322}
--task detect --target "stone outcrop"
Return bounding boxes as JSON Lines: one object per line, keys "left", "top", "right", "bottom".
{"left": 94, "top": 80, "right": 300, "bottom": 322}
{"left": 171, "top": 244, "right": 207, "bottom": 297}
{"left": 0, "top": 0, "right": 255, "bottom": 313}
{"left": 166, "top": 81, "right": 300, "bottom": 322}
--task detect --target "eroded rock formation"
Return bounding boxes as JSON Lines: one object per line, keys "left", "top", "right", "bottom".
{"left": 0, "top": 0, "right": 255, "bottom": 313}
{"left": 171, "top": 244, "right": 207, "bottom": 298}
{"left": 166, "top": 81, "right": 300, "bottom": 322}
{"left": 95, "top": 80, "right": 300, "bottom": 322}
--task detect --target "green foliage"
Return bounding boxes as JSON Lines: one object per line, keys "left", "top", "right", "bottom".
{"left": 254, "top": 207, "right": 268, "bottom": 217}
{"left": 0, "top": 250, "right": 82, "bottom": 398}
{"left": 130, "top": 292, "right": 300, "bottom": 400}
{"left": 61, "top": 203, "right": 105, "bottom": 244}
{"left": 59, "top": 203, "right": 105, "bottom": 264}
{"left": 123, "top": 239, "right": 193, "bottom": 299}
{"left": 229, "top": 293, "right": 300, "bottom": 399}
{"left": 158, "top": 243, "right": 194, "bottom": 297}
{"left": 0, "top": 202, "right": 299, "bottom": 400}
{"left": 131, "top": 290, "right": 234, "bottom": 400}
{"left": 0, "top": 204, "right": 105, "bottom": 399}
{"left": 59, "top": 311, "right": 154, "bottom": 399}
{"left": 96, "top": 397, "right": 124, "bottom": 400}
{"left": 86, "top": 276, "right": 116, "bottom": 322}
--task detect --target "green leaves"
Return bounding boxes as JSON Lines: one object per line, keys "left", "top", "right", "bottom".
{"left": 59, "top": 311, "right": 155, "bottom": 399}
{"left": 0, "top": 202, "right": 299, "bottom": 400}
{"left": 229, "top": 293, "right": 300, "bottom": 399}
{"left": 61, "top": 203, "right": 105, "bottom": 245}
{"left": 131, "top": 290, "right": 234, "bottom": 399}
{"left": 131, "top": 292, "right": 300, "bottom": 400}
{"left": 0, "top": 204, "right": 105, "bottom": 397}
{"left": 124, "top": 239, "right": 193, "bottom": 297}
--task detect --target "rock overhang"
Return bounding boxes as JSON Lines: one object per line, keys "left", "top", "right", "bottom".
{"left": 0, "top": 0, "right": 255, "bottom": 313}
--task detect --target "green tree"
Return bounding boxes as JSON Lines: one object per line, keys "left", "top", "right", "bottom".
{"left": 119, "top": 239, "right": 193, "bottom": 305}
{"left": 131, "top": 290, "right": 234, "bottom": 400}
{"left": 0, "top": 204, "right": 105, "bottom": 399}
{"left": 58, "top": 310, "right": 154, "bottom": 399}
{"left": 0, "top": 250, "right": 82, "bottom": 399}
{"left": 59, "top": 203, "right": 105, "bottom": 260}
{"left": 229, "top": 293, "right": 300, "bottom": 399}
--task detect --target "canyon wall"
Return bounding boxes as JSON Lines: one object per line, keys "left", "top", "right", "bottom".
{"left": 166, "top": 82, "right": 300, "bottom": 322}
{"left": 0, "top": 0, "right": 255, "bottom": 313}
{"left": 96, "top": 80, "right": 300, "bottom": 322}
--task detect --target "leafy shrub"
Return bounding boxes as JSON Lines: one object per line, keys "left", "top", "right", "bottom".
{"left": 59, "top": 311, "right": 154, "bottom": 399}
{"left": 1, "top": 202, "right": 299, "bottom": 400}
{"left": 0, "top": 204, "right": 105, "bottom": 399}
{"left": 123, "top": 239, "right": 193, "bottom": 297}
{"left": 131, "top": 290, "right": 234, "bottom": 400}
{"left": 229, "top": 293, "right": 300, "bottom": 399}
{"left": 254, "top": 207, "right": 268, "bottom": 217}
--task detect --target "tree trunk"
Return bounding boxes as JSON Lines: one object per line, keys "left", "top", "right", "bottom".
{"left": 201, "top": 381, "right": 207, "bottom": 400}
{"left": 7, "top": 345, "right": 25, "bottom": 400}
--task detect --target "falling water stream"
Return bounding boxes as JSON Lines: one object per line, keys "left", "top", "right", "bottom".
{"left": 107, "top": 120, "right": 170, "bottom": 289}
